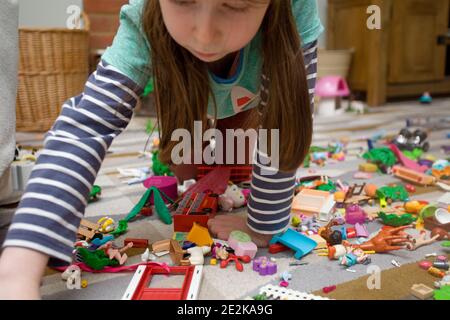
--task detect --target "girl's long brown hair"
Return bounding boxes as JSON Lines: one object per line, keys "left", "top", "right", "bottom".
{"left": 143, "top": 0, "right": 312, "bottom": 172}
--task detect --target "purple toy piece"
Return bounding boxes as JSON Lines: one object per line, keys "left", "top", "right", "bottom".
{"left": 345, "top": 204, "right": 367, "bottom": 225}
{"left": 253, "top": 257, "right": 277, "bottom": 276}
{"left": 354, "top": 223, "right": 369, "bottom": 238}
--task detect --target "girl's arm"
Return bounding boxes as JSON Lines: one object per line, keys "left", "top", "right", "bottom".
{"left": 0, "top": 61, "right": 143, "bottom": 298}
{"left": 247, "top": 41, "right": 318, "bottom": 235}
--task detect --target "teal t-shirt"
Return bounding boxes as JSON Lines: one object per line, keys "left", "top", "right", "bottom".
{"left": 102, "top": 0, "right": 324, "bottom": 119}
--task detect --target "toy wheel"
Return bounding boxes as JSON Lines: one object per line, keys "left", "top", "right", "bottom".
{"left": 422, "top": 142, "right": 430, "bottom": 152}
{"left": 413, "top": 129, "right": 427, "bottom": 142}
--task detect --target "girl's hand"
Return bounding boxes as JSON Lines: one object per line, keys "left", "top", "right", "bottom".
{"left": 0, "top": 247, "right": 48, "bottom": 299}
{"left": 207, "top": 214, "right": 273, "bottom": 247}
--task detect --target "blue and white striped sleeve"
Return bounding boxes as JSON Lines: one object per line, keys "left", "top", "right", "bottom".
{"left": 2, "top": 60, "right": 143, "bottom": 264}
{"left": 247, "top": 41, "right": 318, "bottom": 235}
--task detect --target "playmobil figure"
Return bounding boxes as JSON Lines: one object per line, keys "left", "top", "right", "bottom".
{"left": 99, "top": 241, "right": 134, "bottom": 265}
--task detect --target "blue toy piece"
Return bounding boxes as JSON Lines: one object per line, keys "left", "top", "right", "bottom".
{"left": 269, "top": 229, "right": 317, "bottom": 260}
{"left": 91, "top": 235, "right": 114, "bottom": 248}
{"left": 419, "top": 92, "right": 432, "bottom": 104}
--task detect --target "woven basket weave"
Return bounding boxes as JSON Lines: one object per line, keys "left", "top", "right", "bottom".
{"left": 16, "top": 15, "right": 90, "bottom": 132}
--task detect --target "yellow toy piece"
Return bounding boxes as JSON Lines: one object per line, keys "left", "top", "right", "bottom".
{"left": 81, "top": 280, "right": 88, "bottom": 288}
{"left": 404, "top": 201, "right": 426, "bottom": 215}
{"left": 291, "top": 216, "right": 301, "bottom": 227}
{"left": 187, "top": 223, "right": 214, "bottom": 247}
{"left": 210, "top": 258, "right": 217, "bottom": 265}
{"left": 97, "top": 217, "right": 116, "bottom": 233}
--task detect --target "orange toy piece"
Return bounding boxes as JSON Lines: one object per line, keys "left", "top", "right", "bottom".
{"left": 404, "top": 201, "right": 428, "bottom": 214}
{"left": 187, "top": 223, "right": 214, "bottom": 247}
{"left": 364, "top": 184, "right": 378, "bottom": 198}
{"left": 354, "top": 225, "right": 413, "bottom": 253}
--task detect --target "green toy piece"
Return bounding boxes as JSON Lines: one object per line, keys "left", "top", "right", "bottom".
{"left": 76, "top": 247, "right": 119, "bottom": 271}
{"left": 110, "top": 186, "right": 175, "bottom": 237}
{"left": 363, "top": 147, "right": 397, "bottom": 167}
{"left": 402, "top": 148, "right": 423, "bottom": 161}
{"left": 143, "top": 79, "right": 154, "bottom": 97}
{"left": 253, "top": 293, "right": 268, "bottom": 300}
{"left": 441, "top": 241, "right": 450, "bottom": 247}
{"left": 152, "top": 151, "right": 174, "bottom": 176}
{"left": 378, "top": 212, "right": 416, "bottom": 227}
{"left": 376, "top": 185, "right": 409, "bottom": 202}
{"left": 434, "top": 285, "right": 450, "bottom": 300}
{"left": 419, "top": 205, "right": 438, "bottom": 220}
{"left": 316, "top": 180, "right": 336, "bottom": 192}
{"left": 89, "top": 185, "right": 102, "bottom": 203}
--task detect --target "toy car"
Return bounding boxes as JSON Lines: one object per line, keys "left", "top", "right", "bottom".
{"left": 392, "top": 128, "right": 430, "bottom": 152}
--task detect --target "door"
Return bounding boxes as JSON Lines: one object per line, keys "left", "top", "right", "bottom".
{"left": 389, "top": 0, "right": 449, "bottom": 83}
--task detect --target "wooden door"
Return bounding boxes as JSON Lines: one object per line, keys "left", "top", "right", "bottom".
{"left": 389, "top": 0, "right": 449, "bottom": 83}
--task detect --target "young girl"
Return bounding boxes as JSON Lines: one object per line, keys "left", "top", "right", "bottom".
{"left": 0, "top": 0, "right": 322, "bottom": 298}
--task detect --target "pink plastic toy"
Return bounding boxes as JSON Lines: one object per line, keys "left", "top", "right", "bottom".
{"left": 316, "top": 76, "right": 350, "bottom": 98}
{"left": 143, "top": 176, "right": 178, "bottom": 204}
{"left": 345, "top": 204, "right": 367, "bottom": 225}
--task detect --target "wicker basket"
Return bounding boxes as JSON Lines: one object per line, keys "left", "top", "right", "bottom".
{"left": 16, "top": 14, "right": 90, "bottom": 132}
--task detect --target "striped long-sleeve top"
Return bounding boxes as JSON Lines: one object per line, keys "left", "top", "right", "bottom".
{"left": 3, "top": 0, "right": 322, "bottom": 264}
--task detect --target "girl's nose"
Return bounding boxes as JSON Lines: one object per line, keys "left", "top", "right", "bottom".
{"left": 193, "top": 9, "right": 220, "bottom": 50}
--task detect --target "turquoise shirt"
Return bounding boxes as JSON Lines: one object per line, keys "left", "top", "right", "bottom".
{"left": 102, "top": 0, "right": 324, "bottom": 119}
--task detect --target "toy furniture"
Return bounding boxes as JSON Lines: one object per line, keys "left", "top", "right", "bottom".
{"left": 411, "top": 284, "right": 435, "bottom": 300}
{"left": 143, "top": 176, "right": 178, "bottom": 204}
{"left": 328, "top": 0, "right": 450, "bottom": 107}
{"left": 315, "top": 76, "right": 350, "bottom": 117}
{"left": 77, "top": 219, "right": 100, "bottom": 241}
{"left": 270, "top": 229, "right": 318, "bottom": 260}
{"left": 173, "top": 192, "right": 219, "bottom": 232}
{"left": 122, "top": 265, "right": 203, "bottom": 300}
{"left": 389, "top": 144, "right": 428, "bottom": 173}
{"left": 291, "top": 189, "right": 336, "bottom": 221}
{"left": 227, "top": 231, "right": 258, "bottom": 259}
{"left": 392, "top": 165, "right": 436, "bottom": 186}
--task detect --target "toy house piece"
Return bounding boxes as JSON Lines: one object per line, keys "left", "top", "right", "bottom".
{"left": 77, "top": 219, "right": 100, "bottom": 241}
{"left": 292, "top": 189, "right": 336, "bottom": 221}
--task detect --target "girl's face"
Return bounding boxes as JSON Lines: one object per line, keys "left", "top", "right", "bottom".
{"left": 159, "top": 0, "right": 270, "bottom": 62}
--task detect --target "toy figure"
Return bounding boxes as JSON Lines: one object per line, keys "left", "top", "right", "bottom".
{"left": 98, "top": 241, "right": 134, "bottom": 265}
{"left": 218, "top": 183, "right": 247, "bottom": 211}
{"left": 355, "top": 225, "right": 413, "bottom": 253}
{"left": 339, "top": 248, "right": 370, "bottom": 267}
{"left": 406, "top": 230, "right": 440, "bottom": 251}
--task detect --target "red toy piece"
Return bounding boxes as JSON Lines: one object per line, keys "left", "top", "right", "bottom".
{"left": 268, "top": 243, "right": 291, "bottom": 254}
{"left": 124, "top": 238, "right": 149, "bottom": 248}
{"left": 323, "top": 285, "right": 337, "bottom": 294}
{"left": 122, "top": 265, "right": 203, "bottom": 300}
{"left": 220, "top": 254, "right": 251, "bottom": 272}
{"left": 173, "top": 191, "right": 219, "bottom": 232}
{"left": 196, "top": 166, "right": 252, "bottom": 184}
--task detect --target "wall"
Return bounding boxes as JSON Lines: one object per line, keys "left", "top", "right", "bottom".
{"left": 18, "top": 0, "right": 82, "bottom": 28}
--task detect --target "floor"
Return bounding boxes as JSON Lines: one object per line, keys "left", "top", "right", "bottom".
{"left": 2, "top": 98, "right": 449, "bottom": 300}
